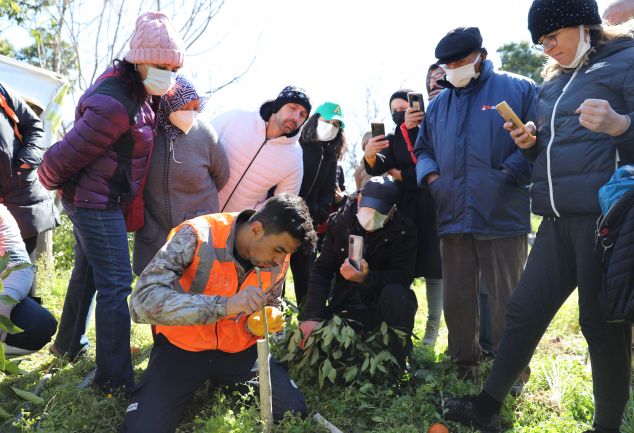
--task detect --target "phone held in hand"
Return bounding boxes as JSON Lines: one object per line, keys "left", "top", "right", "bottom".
{"left": 371, "top": 122, "right": 385, "bottom": 138}
{"left": 348, "top": 235, "right": 364, "bottom": 271}
{"left": 496, "top": 101, "right": 534, "bottom": 139}
{"left": 407, "top": 92, "right": 425, "bottom": 113}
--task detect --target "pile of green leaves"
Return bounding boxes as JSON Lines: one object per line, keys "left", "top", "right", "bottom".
{"left": 280, "top": 315, "right": 406, "bottom": 389}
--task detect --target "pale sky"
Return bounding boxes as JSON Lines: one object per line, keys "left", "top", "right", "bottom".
{"left": 5, "top": 0, "right": 616, "bottom": 185}
{"left": 182, "top": 0, "right": 613, "bottom": 178}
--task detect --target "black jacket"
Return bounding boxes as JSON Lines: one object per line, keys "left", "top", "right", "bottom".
{"left": 0, "top": 83, "right": 58, "bottom": 239}
{"left": 365, "top": 124, "right": 441, "bottom": 278}
{"left": 298, "top": 139, "right": 337, "bottom": 226}
{"left": 301, "top": 194, "right": 417, "bottom": 320}
{"left": 525, "top": 38, "right": 634, "bottom": 217}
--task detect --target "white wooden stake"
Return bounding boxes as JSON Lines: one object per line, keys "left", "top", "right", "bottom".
{"left": 255, "top": 268, "right": 273, "bottom": 433}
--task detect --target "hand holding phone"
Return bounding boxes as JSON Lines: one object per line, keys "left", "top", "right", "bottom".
{"left": 407, "top": 92, "right": 425, "bottom": 113}
{"left": 370, "top": 122, "right": 385, "bottom": 138}
{"left": 348, "top": 235, "right": 363, "bottom": 271}
{"left": 496, "top": 101, "right": 534, "bottom": 137}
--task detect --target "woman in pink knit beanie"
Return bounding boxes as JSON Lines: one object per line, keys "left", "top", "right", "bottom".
{"left": 39, "top": 11, "right": 185, "bottom": 395}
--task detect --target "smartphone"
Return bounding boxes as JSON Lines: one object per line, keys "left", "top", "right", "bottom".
{"left": 407, "top": 92, "right": 425, "bottom": 113}
{"left": 348, "top": 235, "right": 364, "bottom": 271}
{"left": 496, "top": 101, "right": 534, "bottom": 139}
{"left": 370, "top": 122, "right": 385, "bottom": 138}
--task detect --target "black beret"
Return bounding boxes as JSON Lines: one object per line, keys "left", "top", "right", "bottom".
{"left": 435, "top": 27, "right": 483, "bottom": 65}
{"left": 528, "top": 0, "right": 602, "bottom": 44}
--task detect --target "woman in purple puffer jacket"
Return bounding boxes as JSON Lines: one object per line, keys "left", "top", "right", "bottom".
{"left": 38, "top": 12, "right": 185, "bottom": 394}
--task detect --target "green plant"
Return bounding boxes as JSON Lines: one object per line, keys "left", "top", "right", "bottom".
{"left": 281, "top": 315, "right": 405, "bottom": 389}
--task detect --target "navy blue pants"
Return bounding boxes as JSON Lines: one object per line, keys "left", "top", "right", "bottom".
{"left": 55, "top": 202, "right": 134, "bottom": 392}
{"left": 121, "top": 336, "right": 307, "bottom": 433}
{"left": 5, "top": 297, "right": 57, "bottom": 351}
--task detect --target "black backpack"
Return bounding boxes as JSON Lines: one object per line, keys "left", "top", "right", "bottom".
{"left": 595, "top": 189, "right": 634, "bottom": 324}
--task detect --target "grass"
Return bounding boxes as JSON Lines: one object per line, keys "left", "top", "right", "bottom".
{"left": 1, "top": 235, "right": 633, "bottom": 432}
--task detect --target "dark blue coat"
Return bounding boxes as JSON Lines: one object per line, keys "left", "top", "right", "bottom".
{"left": 523, "top": 38, "right": 634, "bottom": 217}
{"left": 414, "top": 60, "right": 536, "bottom": 237}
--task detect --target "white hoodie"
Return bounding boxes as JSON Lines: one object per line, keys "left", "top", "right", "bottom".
{"left": 212, "top": 109, "right": 303, "bottom": 212}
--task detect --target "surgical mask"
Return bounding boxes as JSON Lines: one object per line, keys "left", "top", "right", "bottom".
{"left": 356, "top": 207, "right": 388, "bottom": 232}
{"left": 445, "top": 54, "right": 481, "bottom": 88}
{"left": 169, "top": 110, "right": 197, "bottom": 134}
{"left": 316, "top": 120, "right": 339, "bottom": 141}
{"left": 391, "top": 110, "right": 406, "bottom": 126}
{"left": 143, "top": 65, "right": 176, "bottom": 96}
{"left": 560, "top": 26, "right": 592, "bottom": 69}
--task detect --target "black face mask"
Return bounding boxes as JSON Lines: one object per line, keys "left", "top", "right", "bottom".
{"left": 391, "top": 110, "right": 406, "bottom": 126}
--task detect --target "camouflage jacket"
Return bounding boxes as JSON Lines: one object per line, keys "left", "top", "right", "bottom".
{"left": 129, "top": 211, "right": 285, "bottom": 326}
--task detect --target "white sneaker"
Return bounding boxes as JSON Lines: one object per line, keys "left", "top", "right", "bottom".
{"left": 422, "top": 319, "right": 440, "bottom": 346}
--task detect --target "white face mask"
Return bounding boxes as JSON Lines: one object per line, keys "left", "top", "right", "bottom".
{"left": 560, "top": 26, "right": 592, "bottom": 69}
{"left": 169, "top": 110, "right": 197, "bottom": 134}
{"left": 143, "top": 65, "right": 176, "bottom": 96}
{"left": 316, "top": 120, "right": 339, "bottom": 142}
{"left": 445, "top": 54, "right": 481, "bottom": 88}
{"left": 356, "top": 207, "right": 388, "bottom": 232}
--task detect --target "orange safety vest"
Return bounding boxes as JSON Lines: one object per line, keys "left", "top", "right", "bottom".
{"left": 155, "top": 212, "right": 289, "bottom": 353}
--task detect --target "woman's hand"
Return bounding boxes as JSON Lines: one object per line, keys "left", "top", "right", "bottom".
{"left": 504, "top": 121, "right": 537, "bottom": 149}
{"left": 388, "top": 168, "right": 403, "bottom": 181}
{"left": 576, "top": 99, "right": 631, "bottom": 137}
{"left": 404, "top": 107, "right": 424, "bottom": 129}
{"left": 364, "top": 135, "right": 389, "bottom": 160}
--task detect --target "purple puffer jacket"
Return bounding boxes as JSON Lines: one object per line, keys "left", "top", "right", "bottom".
{"left": 39, "top": 73, "right": 154, "bottom": 209}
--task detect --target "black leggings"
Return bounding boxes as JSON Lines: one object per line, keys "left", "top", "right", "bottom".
{"left": 483, "top": 216, "right": 631, "bottom": 430}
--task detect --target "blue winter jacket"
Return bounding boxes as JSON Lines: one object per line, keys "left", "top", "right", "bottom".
{"left": 414, "top": 60, "right": 537, "bottom": 237}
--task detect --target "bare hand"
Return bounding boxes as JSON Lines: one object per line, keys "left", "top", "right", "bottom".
{"left": 19, "top": 162, "right": 32, "bottom": 169}
{"left": 364, "top": 135, "right": 389, "bottom": 160}
{"left": 299, "top": 320, "right": 320, "bottom": 349}
{"left": 340, "top": 258, "right": 369, "bottom": 284}
{"left": 226, "top": 285, "right": 267, "bottom": 317}
{"left": 334, "top": 186, "right": 346, "bottom": 204}
{"left": 576, "top": 99, "right": 630, "bottom": 137}
{"left": 426, "top": 173, "right": 440, "bottom": 185}
{"left": 388, "top": 168, "right": 403, "bottom": 181}
{"left": 0, "top": 302, "right": 14, "bottom": 342}
{"left": 404, "top": 107, "right": 424, "bottom": 129}
{"left": 504, "top": 120, "right": 537, "bottom": 149}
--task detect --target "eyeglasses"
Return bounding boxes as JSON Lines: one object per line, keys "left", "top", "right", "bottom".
{"left": 533, "top": 29, "right": 563, "bottom": 52}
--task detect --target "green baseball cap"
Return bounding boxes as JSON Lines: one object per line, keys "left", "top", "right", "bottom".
{"left": 316, "top": 102, "right": 345, "bottom": 128}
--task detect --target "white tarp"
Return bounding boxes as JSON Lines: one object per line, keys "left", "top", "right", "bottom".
{"left": 0, "top": 54, "right": 67, "bottom": 112}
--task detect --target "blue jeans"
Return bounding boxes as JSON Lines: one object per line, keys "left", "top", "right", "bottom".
{"left": 55, "top": 202, "right": 133, "bottom": 391}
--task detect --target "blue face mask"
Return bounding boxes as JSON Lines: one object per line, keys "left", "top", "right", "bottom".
{"left": 143, "top": 65, "right": 176, "bottom": 96}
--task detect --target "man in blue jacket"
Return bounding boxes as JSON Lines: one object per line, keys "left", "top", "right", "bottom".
{"left": 414, "top": 27, "right": 537, "bottom": 375}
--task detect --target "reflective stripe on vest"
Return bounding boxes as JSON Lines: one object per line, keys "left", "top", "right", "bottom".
{"left": 156, "top": 213, "right": 289, "bottom": 353}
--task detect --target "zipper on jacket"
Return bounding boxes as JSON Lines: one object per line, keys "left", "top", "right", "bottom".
{"left": 221, "top": 138, "right": 268, "bottom": 212}
{"left": 304, "top": 145, "right": 324, "bottom": 199}
{"left": 545, "top": 66, "right": 581, "bottom": 218}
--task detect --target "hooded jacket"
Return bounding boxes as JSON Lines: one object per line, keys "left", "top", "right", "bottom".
{"left": 212, "top": 107, "right": 303, "bottom": 213}
{"left": 132, "top": 121, "right": 230, "bottom": 275}
{"left": 523, "top": 37, "right": 634, "bottom": 217}
{"left": 0, "top": 83, "right": 58, "bottom": 239}
{"left": 301, "top": 194, "right": 417, "bottom": 321}
{"left": 38, "top": 73, "right": 155, "bottom": 210}
{"left": 414, "top": 60, "right": 537, "bottom": 237}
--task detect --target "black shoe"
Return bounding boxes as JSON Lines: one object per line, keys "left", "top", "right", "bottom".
{"left": 444, "top": 395, "right": 501, "bottom": 433}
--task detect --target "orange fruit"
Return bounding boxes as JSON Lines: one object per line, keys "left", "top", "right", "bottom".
{"left": 428, "top": 423, "right": 449, "bottom": 433}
